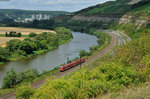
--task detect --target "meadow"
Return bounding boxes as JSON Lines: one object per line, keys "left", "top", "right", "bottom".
{"left": 0, "top": 27, "right": 54, "bottom": 35}
{"left": 0, "top": 27, "right": 54, "bottom": 47}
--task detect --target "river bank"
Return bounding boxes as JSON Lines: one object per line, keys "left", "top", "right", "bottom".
{"left": 0, "top": 31, "right": 98, "bottom": 88}
{"left": 0, "top": 30, "right": 111, "bottom": 97}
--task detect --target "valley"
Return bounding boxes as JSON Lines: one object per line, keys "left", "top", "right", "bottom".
{"left": 0, "top": 0, "right": 150, "bottom": 99}
{"left": 0, "top": 27, "right": 54, "bottom": 47}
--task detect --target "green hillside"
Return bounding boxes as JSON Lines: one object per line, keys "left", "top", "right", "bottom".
{"left": 27, "top": 2, "right": 150, "bottom": 98}
{"left": 129, "top": 3, "right": 150, "bottom": 14}
{"left": 53, "top": 0, "right": 150, "bottom": 32}
{"left": 74, "top": 0, "right": 150, "bottom": 16}
{"left": 1, "top": 0, "right": 150, "bottom": 98}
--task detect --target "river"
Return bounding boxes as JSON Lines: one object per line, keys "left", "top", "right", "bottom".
{"left": 0, "top": 31, "right": 98, "bottom": 87}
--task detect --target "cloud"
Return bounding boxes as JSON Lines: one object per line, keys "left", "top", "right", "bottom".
{"left": 0, "top": 0, "right": 112, "bottom": 11}
{"left": 45, "top": 0, "right": 101, "bottom": 5}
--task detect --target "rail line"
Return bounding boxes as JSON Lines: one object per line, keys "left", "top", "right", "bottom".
{"left": 0, "top": 31, "right": 126, "bottom": 99}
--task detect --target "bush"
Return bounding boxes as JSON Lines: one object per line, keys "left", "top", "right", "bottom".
{"left": 29, "top": 32, "right": 37, "bottom": 37}
{"left": 79, "top": 50, "right": 90, "bottom": 58}
{"left": 2, "top": 69, "right": 17, "bottom": 89}
{"left": 5, "top": 31, "right": 22, "bottom": 37}
{"left": 0, "top": 47, "right": 10, "bottom": 62}
{"left": 2, "top": 69, "right": 40, "bottom": 89}
{"left": 15, "top": 85, "right": 34, "bottom": 99}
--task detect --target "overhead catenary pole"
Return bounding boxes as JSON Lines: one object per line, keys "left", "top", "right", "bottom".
{"left": 80, "top": 57, "right": 81, "bottom": 69}
{"left": 67, "top": 57, "right": 69, "bottom": 64}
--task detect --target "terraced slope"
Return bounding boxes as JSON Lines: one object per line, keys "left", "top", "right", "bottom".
{"left": 54, "top": 0, "right": 150, "bottom": 30}
{"left": 74, "top": 0, "right": 150, "bottom": 16}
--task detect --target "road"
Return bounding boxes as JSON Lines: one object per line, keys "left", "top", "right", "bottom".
{"left": 0, "top": 30, "right": 130, "bottom": 99}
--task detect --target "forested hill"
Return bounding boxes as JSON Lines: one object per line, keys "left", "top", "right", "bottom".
{"left": 0, "top": 9, "right": 70, "bottom": 21}
{"left": 12, "top": 0, "right": 150, "bottom": 98}
{"left": 73, "top": 0, "right": 150, "bottom": 15}
{"left": 54, "top": 0, "right": 150, "bottom": 31}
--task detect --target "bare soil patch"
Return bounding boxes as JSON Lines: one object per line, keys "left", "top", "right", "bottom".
{"left": 0, "top": 37, "right": 25, "bottom": 47}
{"left": 0, "top": 27, "right": 54, "bottom": 35}
{"left": 0, "top": 27, "right": 54, "bottom": 47}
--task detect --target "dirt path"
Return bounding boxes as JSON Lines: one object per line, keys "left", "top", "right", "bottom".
{"left": 0, "top": 27, "right": 54, "bottom": 35}
{"left": 0, "top": 37, "right": 25, "bottom": 47}
{"left": 0, "top": 32, "right": 118, "bottom": 99}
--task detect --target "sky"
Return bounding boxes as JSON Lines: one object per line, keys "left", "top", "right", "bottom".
{"left": 0, "top": 0, "right": 112, "bottom": 12}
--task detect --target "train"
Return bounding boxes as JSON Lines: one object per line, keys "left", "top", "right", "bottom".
{"left": 59, "top": 58, "right": 85, "bottom": 72}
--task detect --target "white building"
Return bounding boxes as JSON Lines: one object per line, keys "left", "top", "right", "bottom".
{"left": 14, "top": 14, "right": 51, "bottom": 23}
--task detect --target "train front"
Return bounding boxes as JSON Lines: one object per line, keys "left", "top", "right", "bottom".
{"left": 59, "top": 66, "right": 63, "bottom": 72}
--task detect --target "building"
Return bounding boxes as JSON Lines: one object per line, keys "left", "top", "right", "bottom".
{"left": 14, "top": 14, "right": 51, "bottom": 23}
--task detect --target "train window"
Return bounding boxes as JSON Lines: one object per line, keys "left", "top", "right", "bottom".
{"left": 60, "top": 66, "right": 63, "bottom": 69}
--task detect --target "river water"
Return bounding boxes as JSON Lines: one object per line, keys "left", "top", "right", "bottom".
{"left": 0, "top": 31, "right": 98, "bottom": 87}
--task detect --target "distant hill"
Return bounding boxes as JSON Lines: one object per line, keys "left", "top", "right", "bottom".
{"left": 73, "top": 0, "right": 150, "bottom": 16}
{"left": 54, "top": 0, "right": 150, "bottom": 30}
{"left": 0, "top": 9, "right": 70, "bottom": 21}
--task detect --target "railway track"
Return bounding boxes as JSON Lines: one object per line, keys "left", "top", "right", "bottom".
{"left": 0, "top": 31, "right": 127, "bottom": 99}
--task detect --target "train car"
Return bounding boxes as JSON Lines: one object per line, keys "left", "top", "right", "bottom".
{"left": 59, "top": 58, "right": 85, "bottom": 72}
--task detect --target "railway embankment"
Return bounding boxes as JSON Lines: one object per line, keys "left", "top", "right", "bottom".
{"left": 0, "top": 30, "right": 128, "bottom": 99}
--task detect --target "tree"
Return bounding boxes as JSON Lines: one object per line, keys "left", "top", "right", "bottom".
{"left": 97, "top": 38, "right": 105, "bottom": 46}
{"left": 0, "top": 47, "right": 10, "bottom": 62}
{"left": 39, "top": 40, "right": 48, "bottom": 50}
{"left": 6, "top": 39, "right": 21, "bottom": 52}
{"left": 34, "top": 35, "right": 45, "bottom": 41}
{"left": 2, "top": 69, "right": 18, "bottom": 89}
{"left": 55, "top": 27, "right": 73, "bottom": 41}
{"left": 89, "top": 45, "right": 98, "bottom": 52}
{"left": 9, "top": 31, "right": 14, "bottom": 37}
{"left": 5, "top": 32, "right": 8, "bottom": 37}
{"left": 17, "top": 69, "right": 40, "bottom": 82}
{"left": 29, "top": 32, "right": 37, "bottom": 37}
{"left": 15, "top": 86, "right": 34, "bottom": 99}
{"left": 79, "top": 50, "right": 89, "bottom": 58}
{"left": 17, "top": 32, "right": 22, "bottom": 37}
{"left": 19, "top": 41, "right": 37, "bottom": 54}
{"left": 47, "top": 35, "right": 59, "bottom": 47}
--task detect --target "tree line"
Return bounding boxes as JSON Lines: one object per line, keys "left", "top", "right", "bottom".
{"left": 15, "top": 24, "right": 150, "bottom": 99}
{"left": 79, "top": 31, "right": 110, "bottom": 58}
{"left": 0, "top": 27, "right": 73, "bottom": 64}
{"left": 5, "top": 31, "right": 22, "bottom": 37}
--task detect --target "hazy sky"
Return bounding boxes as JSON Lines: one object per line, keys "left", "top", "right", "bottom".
{"left": 0, "top": 0, "right": 113, "bottom": 12}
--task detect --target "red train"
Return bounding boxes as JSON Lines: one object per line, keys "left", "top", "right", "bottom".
{"left": 59, "top": 58, "right": 85, "bottom": 72}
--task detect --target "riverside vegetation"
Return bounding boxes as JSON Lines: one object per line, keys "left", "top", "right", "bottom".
{"left": 14, "top": 3, "right": 150, "bottom": 99}
{"left": 0, "top": 27, "right": 73, "bottom": 64}
{"left": 1, "top": 0, "right": 150, "bottom": 98}
{"left": 0, "top": 30, "right": 110, "bottom": 96}
{"left": 16, "top": 24, "right": 150, "bottom": 99}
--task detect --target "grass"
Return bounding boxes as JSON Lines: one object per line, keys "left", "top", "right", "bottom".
{"left": 58, "top": 38, "right": 73, "bottom": 45}
{"left": 0, "top": 67, "right": 59, "bottom": 96}
{"left": 130, "top": 3, "right": 150, "bottom": 13}
{"left": 33, "top": 50, "right": 47, "bottom": 55}
{"left": 89, "top": 32, "right": 111, "bottom": 57}
{"left": 0, "top": 34, "right": 5, "bottom": 37}
{"left": 0, "top": 62, "right": 4, "bottom": 65}
{"left": 0, "top": 27, "right": 54, "bottom": 35}
{"left": 82, "top": 0, "right": 133, "bottom": 16}
{"left": 0, "top": 34, "right": 29, "bottom": 37}
{"left": 100, "top": 82, "right": 150, "bottom": 99}
{"left": 0, "top": 30, "right": 110, "bottom": 97}
{"left": 0, "top": 88, "right": 15, "bottom": 96}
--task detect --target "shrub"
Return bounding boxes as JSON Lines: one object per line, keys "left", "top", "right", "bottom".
{"left": 15, "top": 85, "right": 34, "bottom": 99}
{"left": 79, "top": 50, "right": 90, "bottom": 58}
{"left": 5, "top": 31, "right": 22, "bottom": 37}
{"left": 29, "top": 32, "right": 37, "bottom": 37}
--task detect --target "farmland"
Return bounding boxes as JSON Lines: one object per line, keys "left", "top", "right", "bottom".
{"left": 0, "top": 37, "right": 25, "bottom": 47}
{"left": 0, "top": 27, "right": 54, "bottom": 47}
{"left": 0, "top": 27, "right": 54, "bottom": 35}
